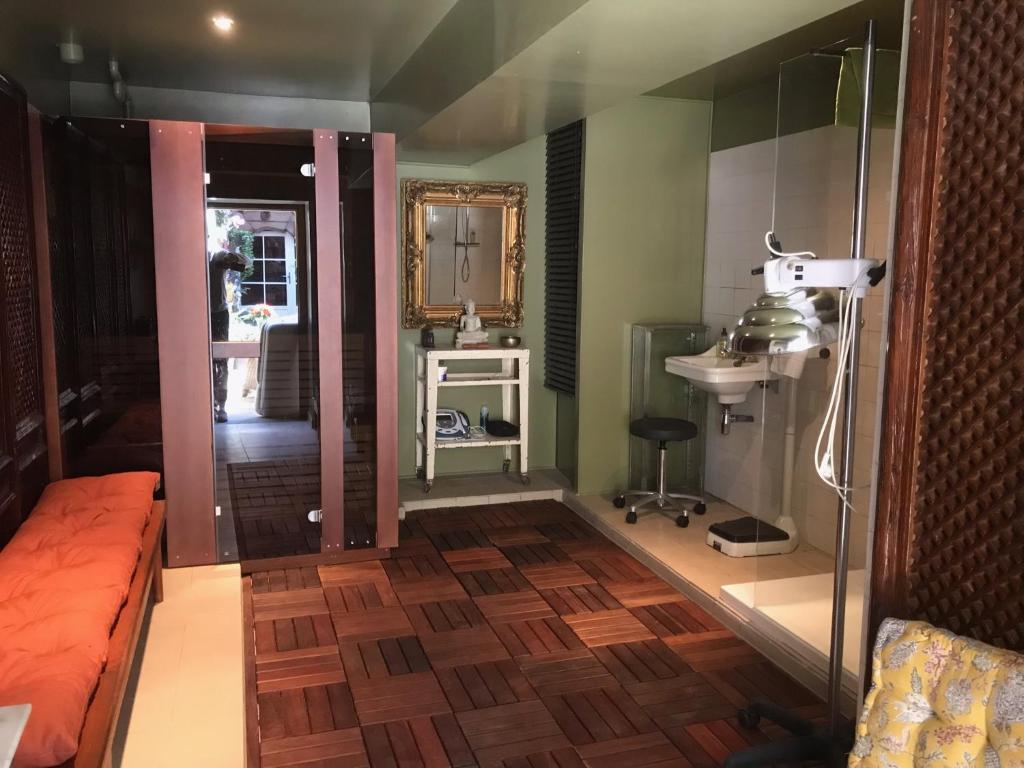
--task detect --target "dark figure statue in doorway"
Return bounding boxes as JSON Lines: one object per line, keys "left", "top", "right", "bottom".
{"left": 209, "top": 247, "right": 251, "bottom": 423}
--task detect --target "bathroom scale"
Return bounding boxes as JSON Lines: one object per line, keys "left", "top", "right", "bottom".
{"left": 706, "top": 516, "right": 795, "bottom": 557}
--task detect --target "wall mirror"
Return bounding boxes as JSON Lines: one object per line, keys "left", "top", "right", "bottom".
{"left": 402, "top": 179, "right": 526, "bottom": 328}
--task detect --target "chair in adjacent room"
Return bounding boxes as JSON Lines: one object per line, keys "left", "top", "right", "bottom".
{"left": 614, "top": 417, "right": 706, "bottom": 527}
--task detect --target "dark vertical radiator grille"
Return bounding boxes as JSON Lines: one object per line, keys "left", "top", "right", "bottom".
{"left": 544, "top": 120, "right": 584, "bottom": 395}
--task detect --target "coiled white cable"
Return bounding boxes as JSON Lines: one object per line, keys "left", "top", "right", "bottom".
{"left": 760, "top": 231, "right": 868, "bottom": 513}
{"left": 764, "top": 231, "right": 816, "bottom": 260}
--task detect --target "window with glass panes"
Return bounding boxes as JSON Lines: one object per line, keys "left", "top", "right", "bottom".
{"left": 242, "top": 234, "right": 288, "bottom": 306}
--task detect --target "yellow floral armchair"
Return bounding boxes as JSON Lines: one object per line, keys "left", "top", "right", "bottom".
{"left": 850, "top": 618, "right": 1024, "bottom": 768}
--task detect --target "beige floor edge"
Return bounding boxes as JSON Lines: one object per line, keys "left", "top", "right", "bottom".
{"left": 564, "top": 492, "right": 863, "bottom": 714}
{"left": 119, "top": 565, "right": 244, "bottom": 768}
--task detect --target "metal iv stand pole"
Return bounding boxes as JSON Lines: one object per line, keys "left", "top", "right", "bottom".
{"left": 827, "top": 15, "right": 876, "bottom": 739}
{"left": 724, "top": 19, "right": 876, "bottom": 767}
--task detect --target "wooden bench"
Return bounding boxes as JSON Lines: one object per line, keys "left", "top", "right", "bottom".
{"left": 0, "top": 474, "right": 165, "bottom": 768}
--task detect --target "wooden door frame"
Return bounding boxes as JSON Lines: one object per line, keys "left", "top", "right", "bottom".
{"left": 867, "top": 0, "right": 946, "bottom": 637}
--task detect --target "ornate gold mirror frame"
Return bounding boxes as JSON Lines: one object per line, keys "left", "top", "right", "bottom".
{"left": 401, "top": 179, "right": 527, "bottom": 328}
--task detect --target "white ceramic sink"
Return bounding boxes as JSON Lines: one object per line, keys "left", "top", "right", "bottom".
{"left": 665, "top": 347, "right": 773, "bottom": 404}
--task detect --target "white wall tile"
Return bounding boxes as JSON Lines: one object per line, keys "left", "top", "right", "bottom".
{"left": 702, "top": 125, "right": 896, "bottom": 558}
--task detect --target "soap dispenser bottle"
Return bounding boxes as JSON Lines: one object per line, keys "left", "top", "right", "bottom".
{"left": 716, "top": 328, "right": 729, "bottom": 358}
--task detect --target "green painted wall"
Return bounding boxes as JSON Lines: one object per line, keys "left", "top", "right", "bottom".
{"left": 396, "top": 136, "right": 555, "bottom": 477}
{"left": 575, "top": 97, "right": 712, "bottom": 495}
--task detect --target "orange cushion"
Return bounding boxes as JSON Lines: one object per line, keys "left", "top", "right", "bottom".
{"left": 0, "top": 471, "right": 159, "bottom": 768}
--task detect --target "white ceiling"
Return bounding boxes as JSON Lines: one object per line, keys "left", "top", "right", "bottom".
{"left": 397, "top": 0, "right": 864, "bottom": 163}
{"left": 1, "top": 0, "right": 893, "bottom": 163}
{"left": 2, "top": 0, "right": 458, "bottom": 101}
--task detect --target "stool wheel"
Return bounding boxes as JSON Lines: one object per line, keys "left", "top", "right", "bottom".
{"left": 693, "top": 502, "right": 707, "bottom": 515}
{"left": 625, "top": 510, "right": 638, "bottom": 524}
{"left": 737, "top": 707, "right": 761, "bottom": 729}
{"left": 675, "top": 514, "right": 689, "bottom": 528}
{"left": 613, "top": 496, "right": 626, "bottom": 509}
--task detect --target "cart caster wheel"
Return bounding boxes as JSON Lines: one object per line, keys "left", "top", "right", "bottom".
{"left": 737, "top": 708, "right": 761, "bottom": 729}
{"left": 416, "top": 467, "right": 426, "bottom": 480}
{"left": 625, "top": 510, "right": 638, "bottom": 525}
{"left": 423, "top": 481, "right": 433, "bottom": 494}
{"left": 520, "top": 474, "right": 530, "bottom": 486}
{"left": 502, "top": 459, "right": 511, "bottom": 473}
{"left": 613, "top": 496, "right": 626, "bottom": 509}
{"left": 676, "top": 514, "right": 689, "bottom": 528}
{"left": 693, "top": 502, "right": 707, "bottom": 515}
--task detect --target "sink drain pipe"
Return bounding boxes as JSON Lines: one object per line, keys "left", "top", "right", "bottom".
{"left": 719, "top": 404, "right": 753, "bottom": 435}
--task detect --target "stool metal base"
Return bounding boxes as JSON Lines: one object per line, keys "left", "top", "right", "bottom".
{"left": 617, "top": 440, "right": 704, "bottom": 527}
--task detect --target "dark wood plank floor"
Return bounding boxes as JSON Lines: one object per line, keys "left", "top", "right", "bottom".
{"left": 243, "top": 500, "right": 825, "bottom": 767}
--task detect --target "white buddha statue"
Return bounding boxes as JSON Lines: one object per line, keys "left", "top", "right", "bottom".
{"left": 455, "top": 298, "right": 488, "bottom": 348}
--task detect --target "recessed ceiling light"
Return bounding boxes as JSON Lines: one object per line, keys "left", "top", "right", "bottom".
{"left": 211, "top": 15, "right": 235, "bottom": 33}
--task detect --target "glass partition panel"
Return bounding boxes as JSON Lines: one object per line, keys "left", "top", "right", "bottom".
{"left": 744, "top": 41, "right": 894, "bottom": 689}
{"left": 338, "top": 134, "right": 378, "bottom": 548}
{"left": 46, "top": 118, "right": 163, "bottom": 483}
{"left": 203, "top": 125, "right": 320, "bottom": 564}
{"left": 629, "top": 323, "right": 708, "bottom": 496}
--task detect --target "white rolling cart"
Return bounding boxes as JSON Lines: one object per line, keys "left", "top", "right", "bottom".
{"left": 415, "top": 345, "right": 529, "bottom": 492}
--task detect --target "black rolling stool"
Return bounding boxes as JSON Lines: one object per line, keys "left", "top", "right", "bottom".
{"left": 614, "top": 417, "right": 706, "bottom": 528}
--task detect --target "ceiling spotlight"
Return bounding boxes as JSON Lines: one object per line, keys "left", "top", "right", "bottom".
{"left": 211, "top": 15, "right": 235, "bottom": 33}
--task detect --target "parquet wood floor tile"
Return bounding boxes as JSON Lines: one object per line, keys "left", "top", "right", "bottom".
{"left": 591, "top": 640, "right": 692, "bottom": 686}
{"left": 362, "top": 713, "right": 475, "bottom": 767}
{"left": 392, "top": 574, "right": 469, "bottom": 605}
{"left": 255, "top": 613, "right": 337, "bottom": 654}
{"left": 443, "top": 546, "right": 514, "bottom": 573}
{"left": 252, "top": 587, "right": 329, "bottom": 622}
{"left": 519, "top": 562, "right": 596, "bottom": 591}
{"left": 630, "top": 600, "right": 722, "bottom": 637}
{"left": 518, "top": 649, "right": 619, "bottom": 697}
{"left": 331, "top": 606, "right": 414, "bottom": 644}
{"left": 543, "top": 687, "right": 657, "bottom": 745}
{"left": 383, "top": 553, "right": 451, "bottom": 582}
{"left": 574, "top": 731, "right": 685, "bottom": 767}
{"left": 420, "top": 625, "right": 511, "bottom": 669}
{"left": 626, "top": 674, "right": 736, "bottom": 730}
{"left": 256, "top": 645, "right": 346, "bottom": 693}
{"left": 244, "top": 501, "right": 828, "bottom": 767}
{"left": 575, "top": 553, "right": 656, "bottom": 584}
{"left": 604, "top": 578, "right": 686, "bottom": 608}
{"left": 430, "top": 529, "right": 494, "bottom": 552}
{"left": 437, "top": 659, "right": 538, "bottom": 712}
{"left": 324, "top": 580, "right": 400, "bottom": 614}
{"left": 493, "top": 617, "right": 586, "bottom": 657}
{"left": 562, "top": 609, "right": 658, "bottom": 647}
{"left": 349, "top": 671, "right": 452, "bottom": 725}
{"left": 501, "top": 543, "right": 571, "bottom": 567}
{"left": 485, "top": 525, "right": 551, "bottom": 547}
{"left": 405, "top": 599, "right": 489, "bottom": 634}
{"left": 456, "top": 700, "right": 571, "bottom": 767}
{"left": 475, "top": 590, "right": 557, "bottom": 624}
{"left": 259, "top": 726, "right": 368, "bottom": 768}
{"left": 457, "top": 567, "right": 533, "bottom": 596}
{"left": 503, "top": 746, "right": 586, "bottom": 768}
{"left": 540, "top": 584, "right": 622, "bottom": 616}
{"left": 339, "top": 635, "right": 431, "bottom": 680}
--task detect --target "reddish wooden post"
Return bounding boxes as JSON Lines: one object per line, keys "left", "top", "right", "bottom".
{"left": 314, "top": 130, "right": 345, "bottom": 551}
{"left": 373, "top": 132, "right": 399, "bottom": 549}
{"left": 150, "top": 121, "right": 216, "bottom": 566}
{"left": 26, "top": 108, "right": 62, "bottom": 482}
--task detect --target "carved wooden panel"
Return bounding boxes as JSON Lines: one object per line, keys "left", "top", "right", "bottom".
{"left": 872, "top": 0, "right": 1024, "bottom": 652}
{"left": 0, "top": 74, "right": 47, "bottom": 546}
